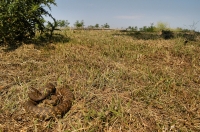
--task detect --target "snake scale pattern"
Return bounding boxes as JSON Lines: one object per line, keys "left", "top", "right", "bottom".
{"left": 24, "top": 83, "right": 74, "bottom": 120}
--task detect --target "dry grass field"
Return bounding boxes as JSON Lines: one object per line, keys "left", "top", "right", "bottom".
{"left": 0, "top": 30, "right": 200, "bottom": 132}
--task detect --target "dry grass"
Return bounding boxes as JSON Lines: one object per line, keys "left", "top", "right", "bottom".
{"left": 0, "top": 30, "right": 200, "bottom": 132}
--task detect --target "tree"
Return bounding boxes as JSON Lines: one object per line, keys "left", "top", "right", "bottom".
{"left": 134, "top": 26, "right": 138, "bottom": 31}
{"left": 146, "top": 23, "right": 155, "bottom": 32}
{"left": 56, "top": 20, "right": 70, "bottom": 28}
{"left": 127, "top": 26, "right": 136, "bottom": 31}
{"left": 101, "top": 23, "right": 110, "bottom": 28}
{"left": 156, "top": 21, "right": 170, "bottom": 31}
{"left": 94, "top": 24, "right": 99, "bottom": 29}
{"left": 74, "top": 20, "right": 84, "bottom": 29}
{"left": 187, "top": 21, "right": 199, "bottom": 32}
{"left": 0, "top": 0, "right": 57, "bottom": 46}
{"left": 142, "top": 26, "right": 147, "bottom": 31}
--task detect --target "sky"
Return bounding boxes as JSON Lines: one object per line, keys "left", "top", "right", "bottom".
{"left": 45, "top": 0, "right": 200, "bottom": 31}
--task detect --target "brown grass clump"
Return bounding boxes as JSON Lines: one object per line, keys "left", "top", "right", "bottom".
{"left": 0, "top": 30, "right": 200, "bottom": 131}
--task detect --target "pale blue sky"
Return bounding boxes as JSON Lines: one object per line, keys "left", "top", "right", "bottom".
{"left": 45, "top": 0, "right": 200, "bottom": 31}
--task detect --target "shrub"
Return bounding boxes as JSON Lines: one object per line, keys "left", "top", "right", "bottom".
{"left": 0, "top": 0, "right": 56, "bottom": 46}
{"left": 161, "top": 30, "right": 174, "bottom": 39}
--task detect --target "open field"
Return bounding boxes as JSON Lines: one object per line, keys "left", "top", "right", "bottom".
{"left": 0, "top": 30, "right": 200, "bottom": 131}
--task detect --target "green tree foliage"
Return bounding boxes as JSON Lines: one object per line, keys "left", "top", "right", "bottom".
{"left": 127, "top": 26, "right": 138, "bottom": 31}
{"left": 101, "top": 23, "right": 110, "bottom": 28}
{"left": 56, "top": 20, "right": 70, "bottom": 28}
{"left": 0, "top": 0, "right": 56, "bottom": 46}
{"left": 95, "top": 24, "right": 99, "bottom": 28}
{"left": 139, "top": 23, "right": 155, "bottom": 32}
{"left": 74, "top": 20, "right": 84, "bottom": 29}
{"left": 156, "top": 21, "right": 170, "bottom": 31}
{"left": 147, "top": 23, "right": 155, "bottom": 32}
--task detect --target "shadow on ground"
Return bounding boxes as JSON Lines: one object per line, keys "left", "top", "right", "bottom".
{"left": 113, "top": 30, "right": 161, "bottom": 40}
{"left": 0, "top": 33, "right": 70, "bottom": 52}
{"left": 113, "top": 30, "right": 200, "bottom": 42}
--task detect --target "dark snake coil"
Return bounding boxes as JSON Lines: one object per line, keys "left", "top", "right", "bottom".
{"left": 24, "top": 83, "right": 74, "bottom": 120}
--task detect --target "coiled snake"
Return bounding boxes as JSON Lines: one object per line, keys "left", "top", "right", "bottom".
{"left": 24, "top": 83, "right": 74, "bottom": 120}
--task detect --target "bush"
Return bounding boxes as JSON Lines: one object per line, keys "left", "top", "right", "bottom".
{"left": 161, "top": 30, "right": 174, "bottom": 39}
{"left": 0, "top": 0, "right": 56, "bottom": 46}
{"left": 156, "top": 21, "right": 170, "bottom": 31}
